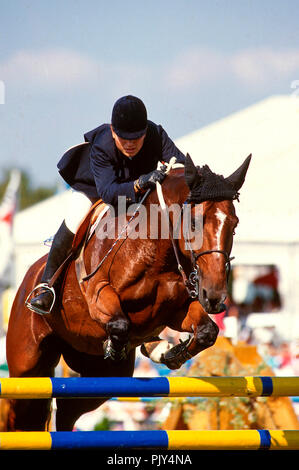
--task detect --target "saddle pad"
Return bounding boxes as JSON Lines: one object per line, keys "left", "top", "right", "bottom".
{"left": 74, "top": 201, "right": 109, "bottom": 286}
{"left": 72, "top": 199, "right": 107, "bottom": 251}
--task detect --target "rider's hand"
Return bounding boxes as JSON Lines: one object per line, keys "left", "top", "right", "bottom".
{"left": 135, "top": 169, "right": 166, "bottom": 191}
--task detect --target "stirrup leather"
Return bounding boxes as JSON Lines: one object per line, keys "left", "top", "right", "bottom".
{"left": 25, "top": 283, "right": 56, "bottom": 315}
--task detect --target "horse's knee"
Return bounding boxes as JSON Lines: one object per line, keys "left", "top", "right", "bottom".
{"left": 103, "top": 317, "right": 130, "bottom": 360}
{"left": 194, "top": 318, "right": 219, "bottom": 350}
{"left": 106, "top": 316, "right": 130, "bottom": 344}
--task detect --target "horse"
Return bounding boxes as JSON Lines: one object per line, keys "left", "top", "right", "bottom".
{"left": 5, "top": 153, "right": 251, "bottom": 431}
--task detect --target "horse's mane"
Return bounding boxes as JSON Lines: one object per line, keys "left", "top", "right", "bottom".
{"left": 186, "top": 164, "right": 240, "bottom": 204}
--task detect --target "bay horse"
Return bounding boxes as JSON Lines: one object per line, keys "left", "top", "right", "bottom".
{"left": 5, "top": 153, "right": 251, "bottom": 431}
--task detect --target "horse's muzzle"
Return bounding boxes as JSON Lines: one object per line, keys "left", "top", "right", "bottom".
{"left": 201, "top": 289, "right": 227, "bottom": 315}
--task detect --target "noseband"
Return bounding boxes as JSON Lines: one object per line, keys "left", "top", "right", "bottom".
{"left": 186, "top": 248, "right": 234, "bottom": 302}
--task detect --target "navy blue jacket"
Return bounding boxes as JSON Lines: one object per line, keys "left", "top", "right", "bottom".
{"left": 57, "top": 121, "right": 185, "bottom": 205}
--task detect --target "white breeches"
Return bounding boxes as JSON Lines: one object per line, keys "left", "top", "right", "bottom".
{"left": 64, "top": 190, "right": 93, "bottom": 234}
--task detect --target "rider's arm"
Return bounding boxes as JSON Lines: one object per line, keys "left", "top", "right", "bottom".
{"left": 90, "top": 149, "right": 137, "bottom": 206}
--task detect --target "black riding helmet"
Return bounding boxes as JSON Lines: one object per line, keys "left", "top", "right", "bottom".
{"left": 111, "top": 95, "right": 148, "bottom": 140}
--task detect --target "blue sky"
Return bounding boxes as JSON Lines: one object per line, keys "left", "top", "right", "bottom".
{"left": 0, "top": 0, "right": 299, "bottom": 187}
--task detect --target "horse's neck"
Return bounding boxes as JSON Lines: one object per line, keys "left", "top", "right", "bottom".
{"left": 148, "top": 167, "right": 188, "bottom": 207}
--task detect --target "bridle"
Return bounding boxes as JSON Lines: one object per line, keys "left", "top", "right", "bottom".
{"left": 153, "top": 162, "right": 235, "bottom": 312}
{"left": 184, "top": 247, "right": 234, "bottom": 304}
{"left": 165, "top": 198, "right": 235, "bottom": 312}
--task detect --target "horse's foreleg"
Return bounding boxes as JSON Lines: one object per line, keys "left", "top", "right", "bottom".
{"left": 88, "top": 284, "right": 130, "bottom": 361}
{"left": 159, "top": 302, "right": 219, "bottom": 370}
{"left": 140, "top": 338, "right": 174, "bottom": 363}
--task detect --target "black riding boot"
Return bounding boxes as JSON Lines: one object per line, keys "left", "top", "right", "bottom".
{"left": 28, "top": 221, "right": 74, "bottom": 315}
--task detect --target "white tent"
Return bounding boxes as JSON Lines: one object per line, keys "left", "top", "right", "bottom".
{"left": 175, "top": 94, "right": 299, "bottom": 338}
{"left": 175, "top": 94, "right": 299, "bottom": 242}
{"left": 12, "top": 190, "right": 72, "bottom": 289}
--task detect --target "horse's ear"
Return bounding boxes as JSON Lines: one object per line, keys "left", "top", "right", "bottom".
{"left": 184, "top": 153, "right": 202, "bottom": 190}
{"left": 225, "top": 154, "right": 252, "bottom": 191}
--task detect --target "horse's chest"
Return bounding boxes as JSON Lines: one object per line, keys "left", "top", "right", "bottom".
{"left": 120, "top": 274, "right": 187, "bottom": 315}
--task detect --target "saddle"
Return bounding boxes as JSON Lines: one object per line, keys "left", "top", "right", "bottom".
{"left": 72, "top": 199, "right": 108, "bottom": 252}
{"left": 47, "top": 199, "right": 109, "bottom": 289}
{"left": 74, "top": 200, "right": 110, "bottom": 287}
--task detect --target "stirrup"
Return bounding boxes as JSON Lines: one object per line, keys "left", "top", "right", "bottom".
{"left": 25, "top": 283, "right": 56, "bottom": 315}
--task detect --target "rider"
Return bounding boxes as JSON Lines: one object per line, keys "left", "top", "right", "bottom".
{"left": 29, "top": 95, "right": 186, "bottom": 315}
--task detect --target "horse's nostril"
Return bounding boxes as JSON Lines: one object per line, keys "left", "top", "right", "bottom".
{"left": 209, "top": 298, "right": 220, "bottom": 310}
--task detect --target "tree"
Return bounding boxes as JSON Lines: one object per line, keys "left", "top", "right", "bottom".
{"left": 0, "top": 168, "right": 57, "bottom": 211}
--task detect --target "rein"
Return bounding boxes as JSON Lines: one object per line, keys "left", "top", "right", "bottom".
{"left": 81, "top": 188, "right": 152, "bottom": 281}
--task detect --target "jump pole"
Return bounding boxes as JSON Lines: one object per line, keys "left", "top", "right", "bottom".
{"left": 1, "top": 376, "right": 299, "bottom": 398}
{"left": 0, "top": 430, "right": 299, "bottom": 450}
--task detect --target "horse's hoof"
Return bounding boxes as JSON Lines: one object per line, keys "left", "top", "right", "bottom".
{"left": 160, "top": 337, "right": 193, "bottom": 370}
{"left": 141, "top": 340, "right": 173, "bottom": 363}
{"left": 103, "top": 339, "right": 127, "bottom": 361}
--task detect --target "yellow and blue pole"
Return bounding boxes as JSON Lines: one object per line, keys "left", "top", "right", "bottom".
{"left": 1, "top": 376, "right": 299, "bottom": 398}
{"left": 0, "top": 430, "right": 299, "bottom": 450}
